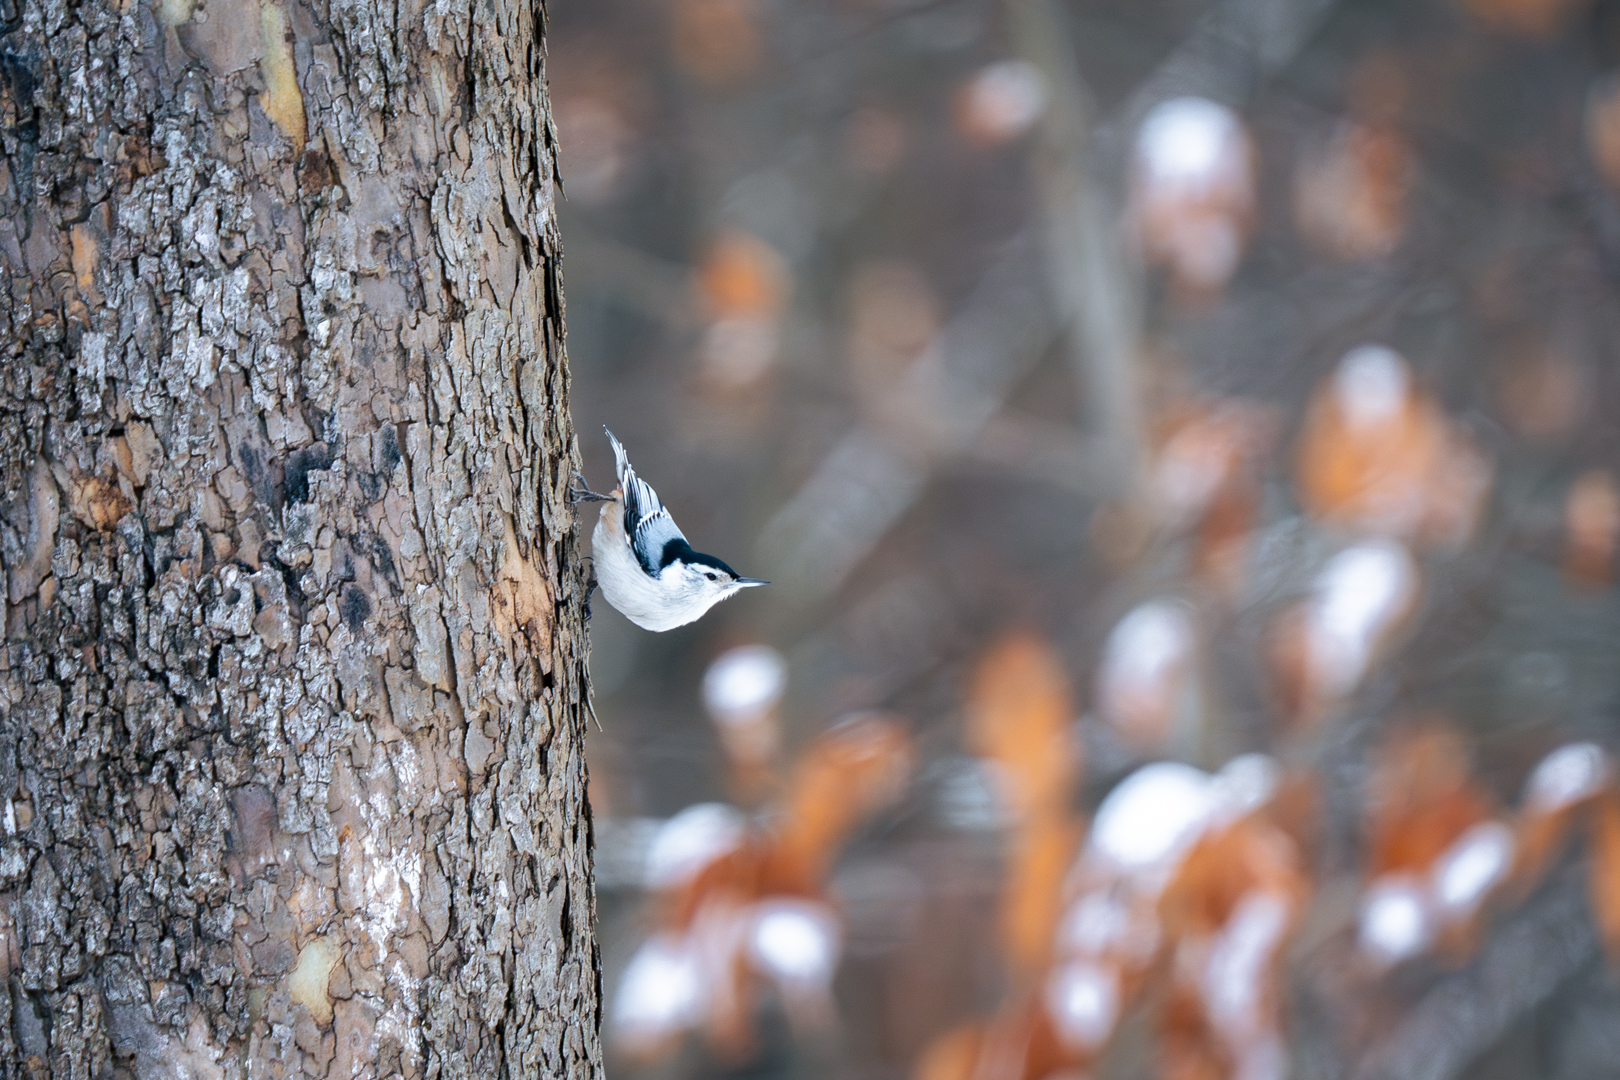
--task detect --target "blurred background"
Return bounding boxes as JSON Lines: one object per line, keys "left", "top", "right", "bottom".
{"left": 550, "top": 0, "right": 1620, "bottom": 1076}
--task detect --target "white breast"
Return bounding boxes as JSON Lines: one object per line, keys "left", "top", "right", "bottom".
{"left": 594, "top": 502, "right": 700, "bottom": 632}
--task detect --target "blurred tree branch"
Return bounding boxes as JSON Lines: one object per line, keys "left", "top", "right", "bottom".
{"left": 1349, "top": 867, "right": 1599, "bottom": 1080}
{"left": 757, "top": 234, "right": 1064, "bottom": 607}
{"left": 1013, "top": 0, "right": 1148, "bottom": 501}
{"left": 760, "top": 0, "right": 1345, "bottom": 614}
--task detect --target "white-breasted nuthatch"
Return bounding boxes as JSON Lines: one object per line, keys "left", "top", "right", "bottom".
{"left": 572, "top": 428, "right": 768, "bottom": 631}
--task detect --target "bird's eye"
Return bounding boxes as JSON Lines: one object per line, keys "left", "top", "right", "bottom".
{"left": 705, "top": 572, "right": 717, "bottom": 581}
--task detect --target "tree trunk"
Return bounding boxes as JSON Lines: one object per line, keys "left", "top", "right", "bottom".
{"left": 0, "top": 0, "right": 600, "bottom": 1073}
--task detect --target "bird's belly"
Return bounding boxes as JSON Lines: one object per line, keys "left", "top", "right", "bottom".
{"left": 593, "top": 513, "right": 698, "bottom": 632}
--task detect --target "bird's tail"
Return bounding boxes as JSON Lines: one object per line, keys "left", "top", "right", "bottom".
{"left": 605, "top": 426, "right": 633, "bottom": 493}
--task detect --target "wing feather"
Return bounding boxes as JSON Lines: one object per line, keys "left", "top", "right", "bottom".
{"left": 606, "top": 428, "right": 687, "bottom": 576}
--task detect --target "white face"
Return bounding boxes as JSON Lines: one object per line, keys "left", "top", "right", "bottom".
{"left": 665, "top": 561, "right": 749, "bottom": 612}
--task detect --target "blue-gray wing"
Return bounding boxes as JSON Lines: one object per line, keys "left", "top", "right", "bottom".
{"left": 606, "top": 428, "right": 686, "bottom": 576}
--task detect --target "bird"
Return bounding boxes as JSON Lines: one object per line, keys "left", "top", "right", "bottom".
{"left": 572, "top": 428, "right": 768, "bottom": 631}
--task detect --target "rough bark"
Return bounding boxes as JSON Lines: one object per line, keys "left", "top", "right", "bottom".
{"left": 0, "top": 0, "right": 600, "bottom": 1073}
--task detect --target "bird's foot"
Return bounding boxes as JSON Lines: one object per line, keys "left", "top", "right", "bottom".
{"left": 569, "top": 472, "right": 612, "bottom": 504}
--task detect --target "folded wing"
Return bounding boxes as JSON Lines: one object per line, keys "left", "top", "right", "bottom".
{"left": 607, "top": 427, "right": 688, "bottom": 576}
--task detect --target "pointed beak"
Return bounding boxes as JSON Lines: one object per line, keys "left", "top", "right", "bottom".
{"left": 736, "top": 577, "right": 770, "bottom": 587}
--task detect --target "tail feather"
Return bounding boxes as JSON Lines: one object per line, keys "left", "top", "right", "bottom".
{"left": 606, "top": 426, "right": 633, "bottom": 491}
{"left": 603, "top": 426, "right": 686, "bottom": 575}
{"left": 605, "top": 427, "right": 647, "bottom": 513}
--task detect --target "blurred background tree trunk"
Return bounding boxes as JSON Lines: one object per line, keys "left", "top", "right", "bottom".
{"left": 0, "top": 0, "right": 599, "bottom": 1074}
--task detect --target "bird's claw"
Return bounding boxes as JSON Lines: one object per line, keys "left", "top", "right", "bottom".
{"left": 569, "top": 472, "right": 612, "bottom": 505}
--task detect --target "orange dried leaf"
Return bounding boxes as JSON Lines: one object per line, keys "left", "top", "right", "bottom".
{"left": 1158, "top": 989, "right": 1228, "bottom": 1080}
{"left": 914, "top": 1025, "right": 984, "bottom": 1080}
{"left": 1149, "top": 403, "right": 1251, "bottom": 525}
{"left": 765, "top": 715, "right": 912, "bottom": 894}
{"left": 1002, "top": 816, "right": 1084, "bottom": 981}
{"left": 1294, "top": 122, "right": 1412, "bottom": 261}
{"left": 1375, "top": 789, "right": 1494, "bottom": 878}
{"left": 1149, "top": 400, "right": 1275, "bottom": 597}
{"left": 1591, "top": 793, "right": 1620, "bottom": 961}
{"left": 1497, "top": 341, "right": 1584, "bottom": 441}
{"left": 1565, "top": 470, "right": 1619, "bottom": 590}
{"left": 1461, "top": 0, "right": 1589, "bottom": 37}
{"left": 1297, "top": 346, "right": 1435, "bottom": 534}
{"left": 1296, "top": 345, "right": 1489, "bottom": 546}
{"left": 697, "top": 229, "right": 789, "bottom": 320}
{"left": 967, "top": 634, "right": 1077, "bottom": 818}
{"left": 1366, "top": 726, "right": 1494, "bottom": 877}
{"left": 1162, "top": 817, "right": 1307, "bottom": 941}
{"left": 703, "top": 926, "right": 759, "bottom": 1063}
{"left": 1265, "top": 604, "right": 1312, "bottom": 724}
{"left": 663, "top": 841, "right": 762, "bottom": 930}
{"left": 1514, "top": 743, "right": 1614, "bottom": 894}
{"left": 1590, "top": 76, "right": 1620, "bottom": 192}
{"left": 670, "top": 0, "right": 763, "bottom": 87}
{"left": 978, "top": 1008, "right": 1049, "bottom": 1080}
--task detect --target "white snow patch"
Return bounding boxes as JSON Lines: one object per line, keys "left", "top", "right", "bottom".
{"left": 1203, "top": 891, "right": 1289, "bottom": 1039}
{"left": 1432, "top": 820, "right": 1513, "bottom": 916}
{"left": 1357, "top": 874, "right": 1432, "bottom": 965}
{"left": 612, "top": 934, "right": 702, "bottom": 1042}
{"left": 703, "top": 646, "right": 787, "bottom": 726}
{"left": 1212, "top": 754, "right": 1280, "bottom": 822}
{"left": 1525, "top": 742, "right": 1609, "bottom": 813}
{"left": 1305, "top": 541, "right": 1416, "bottom": 698}
{"left": 1138, "top": 98, "right": 1246, "bottom": 188}
{"left": 1334, "top": 345, "right": 1410, "bottom": 429}
{"left": 1045, "top": 960, "right": 1120, "bottom": 1050}
{"left": 1089, "top": 762, "right": 1218, "bottom": 879}
{"left": 746, "top": 898, "right": 842, "bottom": 991}
{"left": 1096, "top": 601, "right": 1195, "bottom": 732}
{"left": 644, "top": 803, "right": 747, "bottom": 891}
{"left": 961, "top": 60, "right": 1047, "bottom": 140}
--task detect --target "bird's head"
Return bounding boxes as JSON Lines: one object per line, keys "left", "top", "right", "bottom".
{"left": 664, "top": 551, "right": 769, "bottom": 613}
